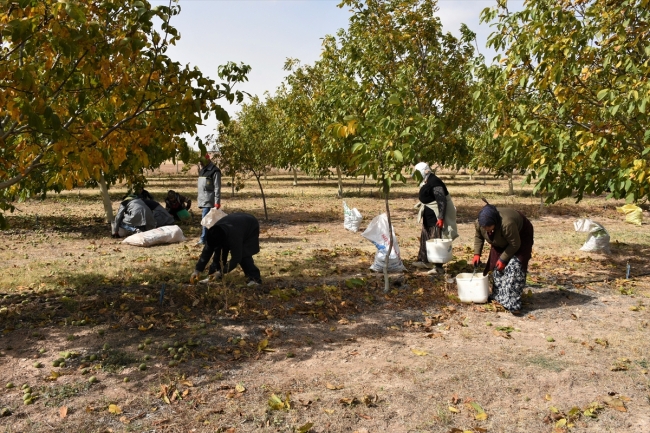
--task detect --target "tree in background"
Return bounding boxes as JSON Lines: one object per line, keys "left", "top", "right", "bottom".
{"left": 480, "top": 0, "right": 650, "bottom": 203}
{"left": 217, "top": 97, "right": 280, "bottom": 220}
{"left": 0, "top": 0, "right": 249, "bottom": 226}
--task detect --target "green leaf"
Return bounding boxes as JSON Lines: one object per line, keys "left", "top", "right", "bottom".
{"left": 66, "top": 4, "right": 87, "bottom": 23}
{"left": 596, "top": 89, "right": 609, "bottom": 101}
{"left": 388, "top": 94, "right": 400, "bottom": 105}
{"left": 393, "top": 150, "right": 403, "bottom": 162}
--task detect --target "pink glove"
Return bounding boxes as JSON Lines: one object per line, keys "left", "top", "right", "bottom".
{"left": 495, "top": 259, "right": 507, "bottom": 272}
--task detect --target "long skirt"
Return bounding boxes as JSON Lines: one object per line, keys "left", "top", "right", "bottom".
{"left": 485, "top": 212, "right": 534, "bottom": 311}
{"left": 491, "top": 257, "right": 526, "bottom": 311}
{"left": 417, "top": 224, "right": 438, "bottom": 263}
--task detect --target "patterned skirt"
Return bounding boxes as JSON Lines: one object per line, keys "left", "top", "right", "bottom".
{"left": 491, "top": 256, "right": 526, "bottom": 311}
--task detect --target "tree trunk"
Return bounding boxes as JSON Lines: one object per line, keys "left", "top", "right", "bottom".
{"left": 383, "top": 190, "right": 394, "bottom": 293}
{"left": 253, "top": 171, "right": 269, "bottom": 220}
{"left": 508, "top": 172, "right": 514, "bottom": 195}
{"left": 292, "top": 167, "right": 298, "bottom": 187}
{"left": 98, "top": 173, "right": 114, "bottom": 224}
{"left": 336, "top": 166, "right": 343, "bottom": 198}
{"left": 231, "top": 174, "right": 235, "bottom": 198}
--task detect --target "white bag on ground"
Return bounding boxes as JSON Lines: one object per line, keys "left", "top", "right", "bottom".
{"left": 362, "top": 213, "right": 406, "bottom": 272}
{"left": 201, "top": 208, "right": 227, "bottom": 229}
{"left": 122, "top": 225, "right": 186, "bottom": 247}
{"left": 343, "top": 201, "right": 363, "bottom": 232}
{"left": 574, "top": 219, "right": 611, "bottom": 254}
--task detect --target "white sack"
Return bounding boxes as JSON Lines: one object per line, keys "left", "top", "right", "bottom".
{"left": 201, "top": 208, "right": 228, "bottom": 229}
{"left": 343, "top": 201, "right": 363, "bottom": 232}
{"left": 362, "top": 213, "right": 406, "bottom": 272}
{"left": 574, "top": 218, "right": 611, "bottom": 254}
{"left": 122, "top": 225, "right": 186, "bottom": 247}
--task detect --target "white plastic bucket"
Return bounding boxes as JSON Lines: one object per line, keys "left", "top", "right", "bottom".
{"left": 426, "top": 239, "right": 453, "bottom": 264}
{"left": 456, "top": 272, "right": 489, "bottom": 303}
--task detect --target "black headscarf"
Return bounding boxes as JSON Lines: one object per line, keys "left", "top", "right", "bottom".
{"left": 477, "top": 198, "right": 501, "bottom": 228}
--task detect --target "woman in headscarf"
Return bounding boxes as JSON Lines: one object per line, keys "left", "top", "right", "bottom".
{"left": 412, "top": 162, "right": 458, "bottom": 273}
{"left": 472, "top": 200, "right": 534, "bottom": 312}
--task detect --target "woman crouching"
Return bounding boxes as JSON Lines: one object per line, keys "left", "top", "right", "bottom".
{"left": 472, "top": 200, "right": 534, "bottom": 312}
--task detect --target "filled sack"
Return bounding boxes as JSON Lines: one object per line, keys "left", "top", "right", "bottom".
{"left": 362, "top": 213, "right": 406, "bottom": 272}
{"left": 343, "top": 201, "right": 363, "bottom": 232}
{"left": 122, "top": 225, "right": 186, "bottom": 247}
{"left": 616, "top": 204, "right": 643, "bottom": 226}
{"left": 574, "top": 218, "right": 610, "bottom": 254}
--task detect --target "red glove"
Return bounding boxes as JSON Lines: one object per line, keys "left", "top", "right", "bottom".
{"left": 214, "top": 203, "right": 221, "bottom": 209}
{"left": 495, "top": 259, "right": 507, "bottom": 272}
{"left": 472, "top": 254, "right": 481, "bottom": 267}
{"left": 435, "top": 219, "right": 444, "bottom": 229}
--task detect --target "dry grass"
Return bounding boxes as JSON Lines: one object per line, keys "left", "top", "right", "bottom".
{"left": 0, "top": 167, "right": 649, "bottom": 433}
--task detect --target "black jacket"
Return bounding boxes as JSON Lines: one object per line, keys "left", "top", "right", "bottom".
{"left": 418, "top": 174, "right": 449, "bottom": 227}
{"left": 195, "top": 213, "right": 260, "bottom": 275}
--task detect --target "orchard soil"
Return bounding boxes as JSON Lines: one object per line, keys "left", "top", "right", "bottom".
{"left": 1, "top": 166, "right": 649, "bottom": 433}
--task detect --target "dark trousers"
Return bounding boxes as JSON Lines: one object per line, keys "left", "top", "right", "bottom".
{"left": 240, "top": 256, "right": 261, "bottom": 283}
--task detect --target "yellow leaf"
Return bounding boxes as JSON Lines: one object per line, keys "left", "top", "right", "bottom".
{"left": 108, "top": 404, "right": 122, "bottom": 414}
{"left": 555, "top": 418, "right": 567, "bottom": 428}
{"left": 297, "top": 423, "right": 314, "bottom": 433}
{"left": 268, "top": 394, "right": 286, "bottom": 410}
{"left": 48, "top": 371, "right": 61, "bottom": 381}
{"left": 235, "top": 383, "right": 246, "bottom": 393}
{"left": 138, "top": 324, "right": 153, "bottom": 332}
{"left": 326, "top": 383, "right": 344, "bottom": 390}
{"left": 411, "top": 348, "right": 428, "bottom": 356}
{"left": 323, "top": 408, "right": 335, "bottom": 414}
{"left": 475, "top": 412, "right": 488, "bottom": 420}
{"left": 545, "top": 394, "right": 552, "bottom": 401}
{"left": 180, "top": 380, "right": 193, "bottom": 387}
{"left": 258, "top": 339, "right": 269, "bottom": 352}
{"left": 448, "top": 406, "right": 460, "bottom": 413}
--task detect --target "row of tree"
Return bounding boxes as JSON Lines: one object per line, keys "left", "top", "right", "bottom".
{"left": 218, "top": 0, "right": 650, "bottom": 209}
{"left": 1, "top": 0, "right": 648, "bottom": 228}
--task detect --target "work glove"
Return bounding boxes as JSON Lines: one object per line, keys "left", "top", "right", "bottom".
{"left": 435, "top": 219, "right": 444, "bottom": 229}
{"left": 495, "top": 259, "right": 507, "bottom": 272}
{"left": 198, "top": 271, "right": 222, "bottom": 284}
{"left": 190, "top": 270, "right": 200, "bottom": 284}
{"left": 472, "top": 254, "right": 481, "bottom": 267}
{"left": 214, "top": 203, "right": 221, "bottom": 209}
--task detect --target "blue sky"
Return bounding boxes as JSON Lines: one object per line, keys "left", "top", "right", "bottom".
{"left": 152, "top": 0, "right": 521, "bottom": 137}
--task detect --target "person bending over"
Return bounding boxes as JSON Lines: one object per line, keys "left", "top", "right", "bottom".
{"left": 191, "top": 212, "right": 262, "bottom": 286}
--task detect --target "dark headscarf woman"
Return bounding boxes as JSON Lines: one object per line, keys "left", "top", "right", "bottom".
{"left": 412, "top": 162, "right": 458, "bottom": 273}
{"left": 472, "top": 200, "right": 534, "bottom": 312}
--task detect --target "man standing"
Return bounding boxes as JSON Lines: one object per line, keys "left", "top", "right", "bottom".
{"left": 197, "top": 153, "right": 222, "bottom": 245}
{"left": 191, "top": 213, "right": 262, "bottom": 286}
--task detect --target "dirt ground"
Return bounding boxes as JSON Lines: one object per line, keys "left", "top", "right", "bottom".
{"left": 1, "top": 168, "right": 649, "bottom": 433}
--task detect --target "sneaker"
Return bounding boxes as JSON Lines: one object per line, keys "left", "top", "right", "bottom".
{"left": 412, "top": 261, "right": 433, "bottom": 269}
{"left": 246, "top": 280, "right": 260, "bottom": 287}
{"left": 198, "top": 278, "right": 211, "bottom": 284}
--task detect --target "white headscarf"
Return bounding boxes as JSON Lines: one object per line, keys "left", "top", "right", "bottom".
{"left": 413, "top": 162, "right": 431, "bottom": 186}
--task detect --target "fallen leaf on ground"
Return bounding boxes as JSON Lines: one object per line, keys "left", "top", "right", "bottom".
{"left": 326, "top": 383, "right": 344, "bottom": 390}
{"left": 411, "top": 348, "right": 428, "bottom": 356}
{"left": 59, "top": 406, "right": 68, "bottom": 418}
{"left": 448, "top": 406, "right": 460, "bottom": 413}
{"left": 235, "top": 383, "right": 246, "bottom": 393}
{"left": 138, "top": 324, "right": 153, "bottom": 331}
{"left": 297, "top": 423, "right": 313, "bottom": 433}
{"left": 258, "top": 339, "right": 268, "bottom": 352}
{"left": 339, "top": 397, "right": 359, "bottom": 406}
{"left": 602, "top": 396, "right": 627, "bottom": 412}
{"left": 108, "top": 404, "right": 122, "bottom": 414}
